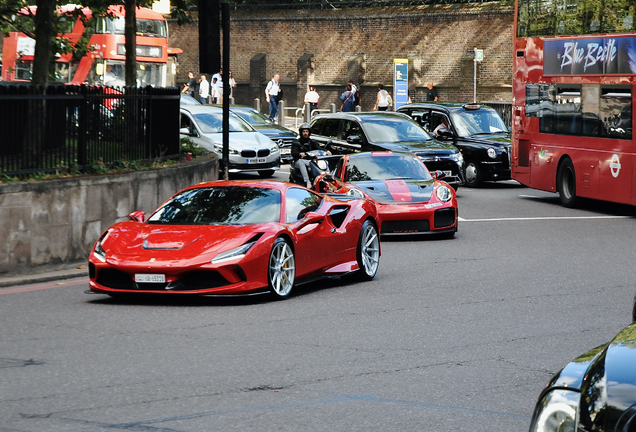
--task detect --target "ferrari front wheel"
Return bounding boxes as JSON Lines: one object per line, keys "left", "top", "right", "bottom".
{"left": 268, "top": 238, "right": 296, "bottom": 299}
{"left": 355, "top": 220, "right": 380, "bottom": 281}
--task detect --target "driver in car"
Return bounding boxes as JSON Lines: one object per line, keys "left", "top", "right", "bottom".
{"left": 292, "top": 123, "right": 330, "bottom": 188}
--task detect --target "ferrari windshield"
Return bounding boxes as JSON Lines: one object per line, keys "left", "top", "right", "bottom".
{"left": 346, "top": 154, "right": 432, "bottom": 182}
{"left": 362, "top": 117, "right": 433, "bottom": 143}
{"left": 193, "top": 112, "right": 254, "bottom": 134}
{"left": 147, "top": 187, "right": 281, "bottom": 225}
{"left": 450, "top": 108, "right": 507, "bottom": 137}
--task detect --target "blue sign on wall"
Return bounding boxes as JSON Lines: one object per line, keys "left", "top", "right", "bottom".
{"left": 393, "top": 59, "right": 409, "bottom": 110}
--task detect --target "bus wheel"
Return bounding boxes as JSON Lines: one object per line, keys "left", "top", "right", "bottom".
{"left": 557, "top": 159, "right": 578, "bottom": 208}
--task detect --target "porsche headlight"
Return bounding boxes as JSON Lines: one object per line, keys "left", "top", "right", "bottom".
{"left": 530, "top": 390, "right": 580, "bottom": 432}
{"left": 93, "top": 230, "right": 111, "bottom": 263}
{"left": 436, "top": 185, "right": 452, "bottom": 202}
{"left": 487, "top": 148, "right": 497, "bottom": 159}
{"left": 346, "top": 187, "right": 365, "bottom": 199}
{"left": 211, "top": 241, "right": 256, "bottom": 264}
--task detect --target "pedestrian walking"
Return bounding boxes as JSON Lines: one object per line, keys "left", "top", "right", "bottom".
{"left": 340, "top": 84, "right": 355, "bottom": 112}
{"left": 426, "top": 82, "right": 439, "bottom": 102}
{"left": 348, "top": 80, "right": 359, "bottom": 106}
{"left": 211, "top": 77, "right": 219, "bottom": 104}
{"left": 373, "top": 84, "right": 389, "bottom": 111}
{"left": 182, "top": 71, "right": 197, "bottom": 97}
{"left": 304, "top": 86, "right": 320, "bottom": 116}
{"left": 265, "top": 74, "right": 281, "bottom": 122}
{"left": 199, "top": 74, "right": 209, "bottom": 104}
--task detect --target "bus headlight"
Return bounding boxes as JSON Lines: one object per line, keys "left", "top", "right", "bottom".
{"left": 530, "top": 390, "right": 579, "bottom": 432}
{"left": 436, "top": 185, "right": 452, "bottom": 202}
{"left": 487, "top": 148, "right": 497, "bottom": 159}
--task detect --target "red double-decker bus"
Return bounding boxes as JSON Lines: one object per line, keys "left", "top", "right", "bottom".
{"left": 1, "top": 5, "right": 181, "bottom": 87}
{"left": 512, "top": 0, "right": 635, "bottom": 207}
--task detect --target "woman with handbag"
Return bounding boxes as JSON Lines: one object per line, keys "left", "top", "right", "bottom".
{"left": 340, "top": 84, "right": 354, "bottom": 112}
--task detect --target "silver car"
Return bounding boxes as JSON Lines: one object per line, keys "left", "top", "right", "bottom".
{"left": 180, "top": 105, "right": 280, "bottom": 177}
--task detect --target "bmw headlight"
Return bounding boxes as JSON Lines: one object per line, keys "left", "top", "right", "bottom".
{"left": 436, "top": 185, "right": 452, "bottom": 202}
{"left": 487, "top": 147, "right": 497, "bottom": 159}
{"left": 211, "top": 241, "right": 256, "bottom": 264}
{"left": 214, "top": 144, "right": 239, "bottom": 155}
{"left": 530, "top": 390, "right": 580, "bottom": 432}
{"left": 346, "top": 187, "right": 365, "bottom": 199}
{"left": 270, "top": 144, "right": 280, "bottom": 153}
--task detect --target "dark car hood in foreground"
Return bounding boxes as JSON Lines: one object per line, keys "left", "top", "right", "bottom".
{"left": 352, "top": 179, "right": 435, "bottom": 204}
{"left": 549, "top": 322, "right": 636, "bottom": 431}
{"left": 252, "top": 124, "right": 297, "bottom": 139}
{"left": 373, "top": 139, "right": 459, "bottom": 155}
{"left": 458, "top": 133, "right": 511, "bottom": 149}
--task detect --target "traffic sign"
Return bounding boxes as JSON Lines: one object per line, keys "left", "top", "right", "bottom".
{"left": 475, "top": 49, "right": 484, "bottom": 62}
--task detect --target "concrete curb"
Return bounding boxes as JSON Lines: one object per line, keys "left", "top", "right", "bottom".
{"left": 0, "top": 267, "right": 88, "bottom": 288}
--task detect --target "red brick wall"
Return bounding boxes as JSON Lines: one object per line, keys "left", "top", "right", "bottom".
{"left": 174, "top": 2, "right": 515, "bottom": 110}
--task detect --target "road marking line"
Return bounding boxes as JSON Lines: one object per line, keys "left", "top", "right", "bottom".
{"left": 458, "top": 216, "right": 630, "bottom": 222}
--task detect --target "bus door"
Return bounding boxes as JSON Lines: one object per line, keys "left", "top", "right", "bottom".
{"left": 595, "top": 88, "right": 634, "bottom": 204}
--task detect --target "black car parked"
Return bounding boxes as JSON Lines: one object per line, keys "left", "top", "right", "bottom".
{"left": 397, "top": 103, "right": 511, "bottom": 187}
{"left": 309, "top": 112, "right": 465, "bottom": 189}
{"left": 230, "top": 106, "right": 298, "bottom": 164}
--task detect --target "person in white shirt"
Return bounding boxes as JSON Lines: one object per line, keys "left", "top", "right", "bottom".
{"left": 265, "top": 74, "right": 281, "bottom": 122}
{"left": 211, "top": 77, "right": 219, "bottom": 104}
{"left": 212, "top": 69, "right": 223, "bottom": 103}
{"left": 304, "top": 86, "right": 320, "bottom": 115}
{"left": 228, "top": 70, "right": 236, "bottom": 100}
{"left": 373, "top": 84, "right": 389, "bottom": 111}
{"left": 198, "top": 75, "right": 209, "bottom": 104}
{"left": 348, "top": 80, "right": 358, "bottom": 106}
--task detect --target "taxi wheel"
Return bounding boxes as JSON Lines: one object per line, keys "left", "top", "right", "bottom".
{"left": 464, "top": 162, "right": 483, "bottom": 187}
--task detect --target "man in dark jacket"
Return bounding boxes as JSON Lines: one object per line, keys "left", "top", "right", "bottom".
{"left": 292, "top": 123, "right": 328, "bottom": 188}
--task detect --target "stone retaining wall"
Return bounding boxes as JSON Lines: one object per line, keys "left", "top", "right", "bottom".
{"left": 0, "top": 157, "right": 218, "bottom": 276}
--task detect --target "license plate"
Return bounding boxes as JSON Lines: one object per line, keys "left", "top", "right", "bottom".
{"left": 280, "top": 148, "right": 291, "bottom": 155}
{"left": 135, "top": 274, "right": 166, "bottom": 283}
{"left": 443, "top": 170, "right": 452, "bottom": 177}
{"left": 247, "top": 157, "right": 266, "bottom": 164}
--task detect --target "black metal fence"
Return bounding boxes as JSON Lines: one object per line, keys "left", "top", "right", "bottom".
{"left": 227, "top": 0, "right": 500, "bottom": 10}
{"left": 0, "top": 84, "right": 180, "bottom": 176}
{"left": 482, "top": 101, "right": 512, "bottom": 129}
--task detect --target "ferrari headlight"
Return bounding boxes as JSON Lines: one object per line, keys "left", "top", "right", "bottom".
{"left": 530, "top": 390, "right": 580, "bottom": 432}
{"left": 346, "top": 187, "right": 365, "bottom": 199}
{"left": 93, "top": 230, "right": 111, "bottom": 263}
{"left": 317, "top": 160, "right": 328, "bottom": 171}
{"left": 211, "top": 241, "right": 256, "bottom": 264}
{"left": 436, "top": 185, "right": 452, "bottom": 202}
{"left": 487, "top": 148, "right": 497, "bottom": 159}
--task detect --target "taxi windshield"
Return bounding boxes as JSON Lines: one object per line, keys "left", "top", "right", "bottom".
{"left": 450, "top": 108, "right": 507, "bottom": 137}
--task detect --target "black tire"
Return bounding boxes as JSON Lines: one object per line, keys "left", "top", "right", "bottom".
{"left": 464, "top": 161, "right": 483, "bottom": 187}
{"left": 354, "top": 220, "right": 380, "bottom": 281}
{"left": 557, "top": 158, "right": 578, "bottom": 208}
{"left": 259, "top": 170, "right": 275, "bottom": 178}
{"left": 268, "top": 238, "right": 295, "bottom": 299}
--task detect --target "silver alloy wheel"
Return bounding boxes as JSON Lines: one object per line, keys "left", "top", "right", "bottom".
{"left": 360, "top": 222, "right": 380, "bottom": 277}
{"left": 465, "top": 163, "right": 477, "bottom": 183}
{"left": 269, "top": 239, "right": 295, "bottom": 297}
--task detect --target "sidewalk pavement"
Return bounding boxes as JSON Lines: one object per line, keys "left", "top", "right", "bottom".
{"left": 0, "top": 263, "right": 88, "bottom": 288}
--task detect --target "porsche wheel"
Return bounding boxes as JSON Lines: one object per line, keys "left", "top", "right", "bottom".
{"left": 464, "top": 162, "right": 483, "bottom": 187}
{"left": 355, "top": 220, "right": 380, "bottom": 281}
{"left": 557, "top": 158, "right": 578, "bottom": 208}
{"left": 268, "top": 238, "right": 295, "bottom": 299}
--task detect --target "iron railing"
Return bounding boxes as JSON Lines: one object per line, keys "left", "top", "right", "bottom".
{"left": 482, "top": 101, "right": 512, "bottom": 129}
{"left": 0, "top": 84, "right": 180, "bottom": 176}
{"left": 226, "top": 0, "right": 502, "bottom": 9}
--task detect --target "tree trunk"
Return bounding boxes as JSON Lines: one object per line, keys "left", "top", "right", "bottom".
{"left": 125, "top": 0, "right": 137, "bottom": 87}
{"left": 32, "top": 0, "right": 56, "bottom": 86}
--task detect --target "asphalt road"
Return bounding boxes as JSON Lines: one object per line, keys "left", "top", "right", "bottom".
{"left": 2, "top": 168, "right": 636, "bottom": 432}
